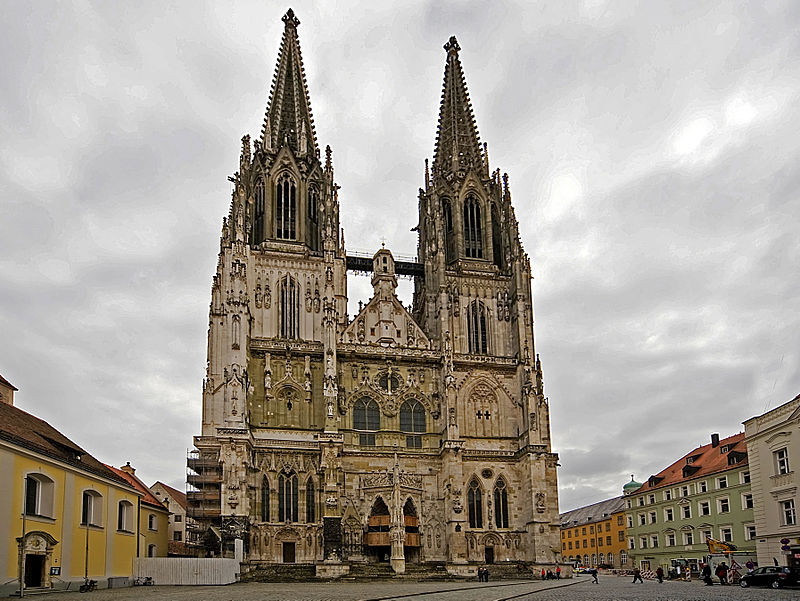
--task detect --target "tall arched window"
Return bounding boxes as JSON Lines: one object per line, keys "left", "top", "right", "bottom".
{"left": 442, "top": 198, "right": 455, "bottom": 263}
{"left": 306, "top": 477, "right": 315, "bottom": 523}
{"left": 491, "top": 203, "right": 503, "bottom": 268}
{"left": 467, "top": 300, "right": 488, "bottom": 354}
{"left": 276, "top": 173, "right": 296, "bottom": 240}
{"left": 307, "top": 186, "right": 319, "bottom": 251}
{"left": 279, "top": 276, "right": 299, "bottom": 339}
{"left": 253, "top": 178, "right": 265, "bottom": 243}
{"left": 607, "top": 552, "right": 613, "bottom": 566}
{"left": 24, "top": 473, "right": 54, "bottom": 518}
{"left": 494, "top": 478, "right": 509, "bottom": 528}
{"left": 463, "top": 196, "right": 483, "bottom": 258}
{"left": 261, "top": 477, "right": 270, "bottom": 522}
{"left": 278, "top": 471, "right": 298, "bottom": 523}
{"left": 117, "top": 500, "right": 134, "bottom": 532}
{"left": 467, "top": 478, "right": 483, "bottom": 528}
{"left": 353, "top": 398, "right": 380, "bottom": 446}
{"left": 81, "top": 490, "right": 103, "bottom": 527}
{"left": 400, "top": 400, "right": 425, "bottom": 449}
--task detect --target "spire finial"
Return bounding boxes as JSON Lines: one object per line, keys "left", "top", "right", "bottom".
{"left": 283, "top": 8, "right": 299, "bottom": 29}
{"left": 444, "top": 35, "right": 460, "bottom": 55}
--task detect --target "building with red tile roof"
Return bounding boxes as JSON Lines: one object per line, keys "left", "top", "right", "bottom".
{"left": 107, "top": 463, "right": 169, "bottom": 558}
{"left": 625, "top": 432, "right": 756, "bottom": 574}
{"left": 151, "top": 481, "right": 198, "bottom": 556}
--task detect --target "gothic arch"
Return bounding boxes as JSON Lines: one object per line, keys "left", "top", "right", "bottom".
{"left": 274, "top": 171, "right": 297, "bottom": 240}
{"left": 459, "top": 374, "right": 514, "bottom": 407}
{"left": 480, "top": 532, "right": 502, "bottom": 546}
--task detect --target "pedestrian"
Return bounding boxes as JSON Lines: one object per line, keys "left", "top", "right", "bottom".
{"left": 484, "top": 567, "right": 490, "bottom": 582}
{"left": 541, "top": 568, "right": 546, "bottom": 580}
{"left": 556, "top": 565, "right": 561, "bottom": 579}
{"left": 745, "top": 560, "right": 754, "bottom": 573}
{"left": 701, "top": 563, "right": 713, "bottom": 586}
{"left": 716, "top": 562, "right": 728, "bottom": 585}
{"left": 591, "top": 568, "right": 599, "bottom": 584}
{"left": 656, "top": 566, "right": 664, "bottom": 583}
{"left": 632, "top": 567, "right": 643, "bottom": 583}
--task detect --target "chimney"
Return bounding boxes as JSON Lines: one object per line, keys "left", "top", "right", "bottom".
{"left": 120, "top": 461, "right": 135, "bottom": 475}
{"left": 711, "top": 433, "right": 720, "bottom": 448}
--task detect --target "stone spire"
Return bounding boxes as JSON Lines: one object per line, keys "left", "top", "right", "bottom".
{"left": 432, "top": 36, "right": 483, "bottom": 179}
{"left": 261, "top": 8, "right": 318, "bottom": 156}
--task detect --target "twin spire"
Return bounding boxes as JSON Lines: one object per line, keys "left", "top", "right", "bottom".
{"left": 261, "top": 9, "right": 318, "bottom": 156}
{"left": 262, "top": 10, "right": 483, "bottom": 176}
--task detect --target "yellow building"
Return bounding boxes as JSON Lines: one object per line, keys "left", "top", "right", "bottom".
{"left": 0, "top": 377, "right": 141, "bottom": 595}
{"left": 560, "top": 497, "right": 628, "bottom": 568}
{"left": 108, "top": 464, "right": 169, "bottom": 558}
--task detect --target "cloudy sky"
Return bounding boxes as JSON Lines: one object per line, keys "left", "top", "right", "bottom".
{"left": 1, "top": 0, "right": 798, "bottom": 512}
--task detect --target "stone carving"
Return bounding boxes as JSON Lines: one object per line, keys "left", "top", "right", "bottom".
{"left": 535, "top": 492, "right": 546, "bottom": 512}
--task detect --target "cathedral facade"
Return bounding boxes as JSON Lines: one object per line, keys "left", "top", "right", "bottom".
{"left": 189, "top": 9, "right": 560, "bottom": 575}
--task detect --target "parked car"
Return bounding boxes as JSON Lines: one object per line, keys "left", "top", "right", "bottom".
{"left": 739, "top": 566, "right": 800, "bottom": 589}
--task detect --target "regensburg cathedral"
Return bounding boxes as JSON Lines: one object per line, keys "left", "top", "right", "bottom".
{"left": 188, "top": 9, "right": 560, "bottom": 576}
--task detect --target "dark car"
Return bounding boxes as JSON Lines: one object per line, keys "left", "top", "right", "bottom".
{"left": 739, "top": 566, "right": 800, "bottom": 589}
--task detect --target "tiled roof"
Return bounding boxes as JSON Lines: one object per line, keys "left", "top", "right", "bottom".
{"left": 635, "top": 432, "right": 747, "bottom": 493}
{"left": 560, "top": 496, "right": 625, "bottom": 526}
{"left": 107, "top": 465, "right": 169, "bottom": 511}
{"left": 0, "top": 373, "right": 18, "bottom": 390}
{"left": 0, "top": 402, "right": 132, "bottom": 487}
{"left": 152, "top": 481, "right": 187, "bottom": 510}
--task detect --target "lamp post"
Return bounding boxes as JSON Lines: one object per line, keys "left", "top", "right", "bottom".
{"left": 19, "top": 476, "right": 27, "bottom": 598}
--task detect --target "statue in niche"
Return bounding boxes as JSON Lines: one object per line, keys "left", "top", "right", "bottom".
{"left": 264, "top": 278, "right": 271, "bottom": 308}
{"left": 264, "top": 353, "right": 272, "bottom": 393}
{"left": 357, "top": 317, "right": 365, "bottom": 342}
{"left": 535, "top": 492, "right": 546, "bottom": 512}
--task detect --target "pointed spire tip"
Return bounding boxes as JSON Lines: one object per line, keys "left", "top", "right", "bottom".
{"left": 444, "top": 35, "right": 460, "bottom": 55}
{"left": 283, "top": 8, "right": 299, "bottom": 29}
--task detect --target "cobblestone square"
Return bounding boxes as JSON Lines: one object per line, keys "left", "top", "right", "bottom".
{"left": 22, "top": 575, "right": 800, "bottom": 601}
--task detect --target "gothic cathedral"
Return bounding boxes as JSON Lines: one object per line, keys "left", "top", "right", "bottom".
{"left": 189, "top": 9, "right": 560, "bottom": 575}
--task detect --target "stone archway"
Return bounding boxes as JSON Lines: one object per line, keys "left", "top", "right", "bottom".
{"left": 365, "top": 497, "right": 391, "bottom": 562}
{"left": 402, "top": 498, "right": 421, "bottom": 563}
{"left": 17, "top": 531, "right": 58, "bottom": 590}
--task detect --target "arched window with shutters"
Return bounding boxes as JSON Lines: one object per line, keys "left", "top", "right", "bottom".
{"left": 278, "top": 471, "right": 298, "bottom": 523}
{"left": 306, "top": 477, "right": 315, "bottom": 523}
{"left": 442, "top": 198, "right": 455, "bottom": 263}
{"left": 467, "top": 478, "right": 483, "bottom": 528}
{"left": 276, "top": 173, "right": 296, "bottom": 240}
{"left": 400, "top": 400, "right": 425, "bottom": 448}
{"left": 353, "top": 398, "right": 380, "bottom": 446}
{"left": 493, "top": 478, "right": 509, "bottom": 528}
{"left": 279, "top": 276, "right": 299, "bottom": 339}
{"left": 261, "top": 477, "right": 270, "bottom": 522}
{"left": 253, "top": 178, "right": 266, "bottom": 243}
{"left": 463, "top": 195, "right": 483, "bottom": 258}
{"left": 467, "top": 300, "right": 488, "bottom": 354}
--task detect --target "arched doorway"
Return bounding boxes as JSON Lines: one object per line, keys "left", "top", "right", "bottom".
{"left": 402, "top": 498, "right": 420, "bottom": 563}
{"left": 18, "top": 531, "right": 58, "bottom": 590}
{"left": 365, "top": 497, "right": 390, "bottom": 562}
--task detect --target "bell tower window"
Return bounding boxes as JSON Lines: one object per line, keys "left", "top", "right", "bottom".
{"left": 467, "top": 300, "right": 488, "bottom": 354}
{"left": 491, "top": 203, "right": 503, "bottom": 268}
{"left": 442, "top": 198, "right": 455, "bottom": 263}
{"left": 276, "top": 173, "right": 296, "bottom": 240}
{"left": 307, "top": 186, "right": 319, "bottom": 251}
{"left": 279, "top": 276, "right": 299, "bottom": 339}
{"left": 254, "top": 178, "right": 265, "bottom": 243}
{"left": 463, "top": 196, "right": 483, "bottom": 258}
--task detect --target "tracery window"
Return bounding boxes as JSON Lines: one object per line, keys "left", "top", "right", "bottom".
{"left": 254, "top": 178, "right": 265, "bottom": 242}
{"left": 278, "top": 471, "right": 298, "bottom": 523}
{"left": 442, "top": 198, "right": 455, "bottom": 263}
{"left": 467, "top": 300, "right": 488, "bottom": 354}
{"left": 491, "top": 203, "right": 503, "bottom": 267}
{"left": 463, "top": 195, "right": 483, "bottom": 258}
{"left": 400, "top": 400, "right": 425, "bottom": 448}
{"left": 306, "top": 477, "right": 315, "bottom": 523}
{"left": 279, "top": 276, "right": 299, "bottom": 339}
{"left": 353, "top": 398, "right": 380, "bottom": 446}
{"left": 276, "top": 173, "right": 296, "bottom": 240}
{"left": 261, "top": 477, "right": 270, "bottom": 522}
{"left": 494, "top": 478, "right": 509, "bottom": 528}
{"left": 467, "top": 478, "right": 483, "bottom": 528}
{"left": 307, "top": 186, "right": 319, "bottom": 251}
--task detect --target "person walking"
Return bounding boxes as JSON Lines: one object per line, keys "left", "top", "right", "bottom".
{"left": 632, "top": 567, "right": 643, "bottom": 583}
{"left": 716, "top": 562, "right": 728, "bottom": 585}
{"left": 656, "top": 566, "right": 664, "bottom": 583}
{"left": 556, "top": 565, "right": 561, "bottom": 579}
{"left": 701, "top": 563, "right": 713, "bottom": 586}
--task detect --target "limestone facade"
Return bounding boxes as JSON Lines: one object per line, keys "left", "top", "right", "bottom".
{"left": 188, "top": 9, "right": 560, "bottom": 573}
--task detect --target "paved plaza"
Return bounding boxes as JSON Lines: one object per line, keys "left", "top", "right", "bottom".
{"left": 19, "top": 574, "right": 800, "bottom": 601}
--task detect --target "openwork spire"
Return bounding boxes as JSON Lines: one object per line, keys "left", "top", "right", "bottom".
{"left": 261, "top": 8, "right": 318, "bottom": 156}
{"left": 432, "top": 36, "right": 483, "bottom": 177}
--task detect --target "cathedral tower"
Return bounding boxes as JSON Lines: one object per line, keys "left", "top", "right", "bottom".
{"left": 189, "top": 10, "right": 560, "bottom": 575}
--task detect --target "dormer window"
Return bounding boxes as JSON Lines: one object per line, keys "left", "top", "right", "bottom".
{"left": 720, "top": 445, "right": 729, "bottom": 453}
{"left": 686, "top": 457, "right": 694, "bottom": 464}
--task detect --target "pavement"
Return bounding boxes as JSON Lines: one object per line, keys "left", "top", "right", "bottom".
{"left": 11, "top": 574, "right": 800, "bottom": 601}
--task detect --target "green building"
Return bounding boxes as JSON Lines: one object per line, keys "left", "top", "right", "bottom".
{"left": 626, "top": 432, "right": 755, "bottom": 574}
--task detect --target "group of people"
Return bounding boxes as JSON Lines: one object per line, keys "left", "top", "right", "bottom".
{"left": 701, "top": 561, "right": 730, "bottom": 586}
{"left": 540, "top": 567, "right": 562, "bottom": 580}
{"left": 477, "top": 567, "right": 490, "bottom": 582}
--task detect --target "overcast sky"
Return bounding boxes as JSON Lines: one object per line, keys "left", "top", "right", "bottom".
{"left": 1, "top": 0, "right": 798, "bottom": 513}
